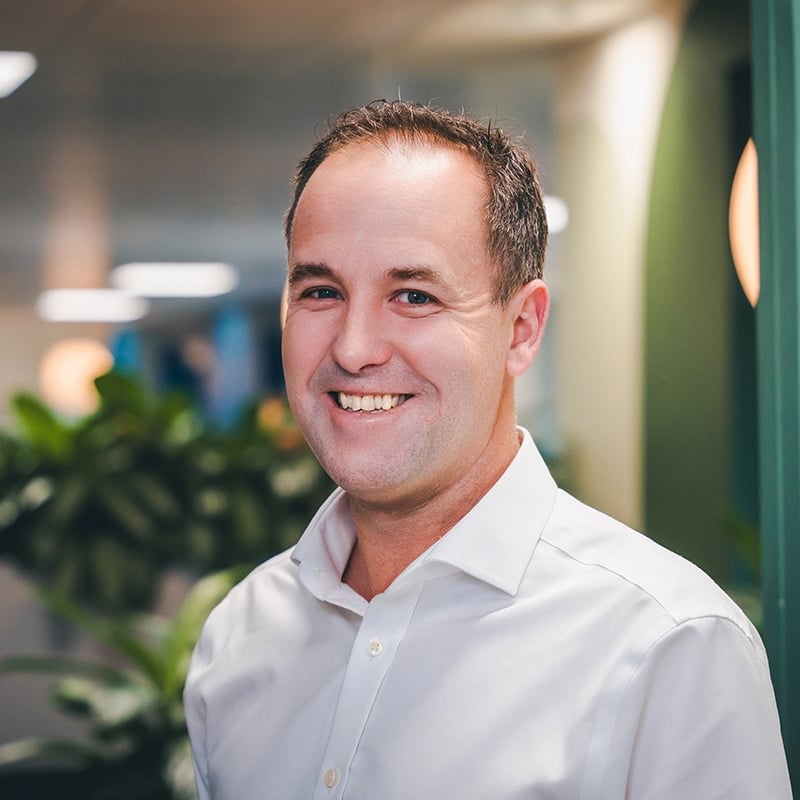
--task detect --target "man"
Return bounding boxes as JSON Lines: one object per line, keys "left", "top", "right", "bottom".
{"left": 184, "top": 100, "right": 792, "bottom": 799}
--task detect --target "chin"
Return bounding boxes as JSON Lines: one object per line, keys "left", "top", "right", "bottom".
{"left": 327, "top": 466, "right": 412, "bottom": 502}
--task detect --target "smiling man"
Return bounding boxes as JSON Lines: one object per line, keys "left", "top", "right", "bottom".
{"left": 184, "top": 101, "right": 791, "bottom": 799}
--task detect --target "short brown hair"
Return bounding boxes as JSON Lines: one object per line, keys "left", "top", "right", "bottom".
{"left": 284, "top": 99, "right": 548, "bottom": 306}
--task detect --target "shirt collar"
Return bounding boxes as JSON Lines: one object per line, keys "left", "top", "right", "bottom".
{"left": 291, "top": 487, "right": 357, "bottom": 605}
{"left": 421, "top": 428, "right": 557, "bottom": 595}
{"left": 291, "top": 428, "right": 558, "bottom": 601}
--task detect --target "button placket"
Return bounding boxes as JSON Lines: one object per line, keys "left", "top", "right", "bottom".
{"left": 310, "top": 581, "right": 425, "bottom": 800}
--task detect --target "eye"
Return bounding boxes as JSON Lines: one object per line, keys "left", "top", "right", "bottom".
{"left": 302, "top": 286, "right": 341, "bottom": 300}
{"left": 395, "top": 290, "right": 435, "bottom": 305}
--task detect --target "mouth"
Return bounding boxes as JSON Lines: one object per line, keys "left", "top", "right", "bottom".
{"left": 332, "top": 392, "right": 412, "bottom": 412}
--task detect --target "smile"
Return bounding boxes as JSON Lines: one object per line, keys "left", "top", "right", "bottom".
{"left": 334, "top": 392, "right": 411, "bottom": 412}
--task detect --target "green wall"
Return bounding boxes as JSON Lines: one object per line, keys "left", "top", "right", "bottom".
{"left": 644, "top": 0, "right": 753, "bottom": 584}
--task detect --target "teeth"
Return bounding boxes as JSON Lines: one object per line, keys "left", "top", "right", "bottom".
{"left": 337, "top": 392, "right": 406, "bottom": 412}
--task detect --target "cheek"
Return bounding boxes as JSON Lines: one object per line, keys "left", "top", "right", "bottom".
{"left": 282, "top": 317, "right": 323, "bottom": 380}
{"left": 457, "top": 325, "right": 510, "bottom": 383}
{"left": 418, "top": 329, "right": 507, "bottom": 404}
{"left": 280, "top": 332, "right": 299, "bottom": 391}
{"left": 468, "top": 336, "right": 514, "bottom": 414}
{"left": 281, "top": 333, "right": 317, "bottom": 423}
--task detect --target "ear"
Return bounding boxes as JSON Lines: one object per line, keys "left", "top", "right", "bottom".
{"left": 506, "top": 279, "right": 549, "bottom": 378}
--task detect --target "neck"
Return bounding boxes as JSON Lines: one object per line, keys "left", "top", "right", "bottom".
{"left": 342, "top": 425, "right": 522, "bottom": 601}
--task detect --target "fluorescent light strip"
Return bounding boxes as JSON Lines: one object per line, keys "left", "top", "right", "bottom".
{"left": 0, "top": 51, "right": 37, "bottom": 99}
{"left": 111, "top": 262, "right": 239, "bottom": 297}
{"left": 36, "top": 289, "right": 150, "bottom": 323}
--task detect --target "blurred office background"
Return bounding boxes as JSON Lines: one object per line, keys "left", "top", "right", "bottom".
{"left": 0, "top": 0, "right": 755, "bottom": 768}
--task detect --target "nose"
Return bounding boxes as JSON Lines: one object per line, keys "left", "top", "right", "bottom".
{"left": 331, "top": 300, "right": 392, "bottom": 374}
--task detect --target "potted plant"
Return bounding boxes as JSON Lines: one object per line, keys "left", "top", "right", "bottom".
{"left": 0, "top": 566, "right": 247, "bottom": 799}
{"left": 0, "top": 371, "right": 332, "bottom": 612}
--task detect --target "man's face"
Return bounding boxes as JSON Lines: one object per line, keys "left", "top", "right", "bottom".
{"left": 282, "top": 141, "right": 534, "bottom": 511}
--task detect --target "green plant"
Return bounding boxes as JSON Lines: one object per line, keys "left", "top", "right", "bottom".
{"left": 0, "top": 565, "right": 247, "bottom": 799}
{"left": 0, "top": 371, "right": 333, "bottom": 612}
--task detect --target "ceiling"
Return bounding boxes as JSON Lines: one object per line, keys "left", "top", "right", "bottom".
{"left": 0, "top": 0, "right": 659, "bottom": 321}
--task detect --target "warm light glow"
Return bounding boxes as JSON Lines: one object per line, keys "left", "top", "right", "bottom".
{"left": 405, "top": 0, "right": 653, "bottom": 52}
{"left": 38, "top": 338, "right": 114, "bottom": 416}
{"left": 36, "top": 289, "right": 150, "bottom": 322}
{"left": 544, "top": 195, "right": 570, "bottom": 234}
{"left": 111, "top": 262, "right": 239, "bottom": 297}
{"left": 729, "top": 138, "right": 760, "bottom": 307}
{"left": 0, "top": 51, "right": 37, "bottom": 98}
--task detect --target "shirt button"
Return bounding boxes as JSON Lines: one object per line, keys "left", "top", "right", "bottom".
{"left": 323, "top": 767, "right": 339, "bottom": 788}
{"left": 367, "top": 638, "right": 383, "bottom": 657}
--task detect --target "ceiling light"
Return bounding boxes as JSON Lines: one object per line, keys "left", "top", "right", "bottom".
{"left": 544, "top": 195, "right": 569, "bottom": 234}
{"left": 36, "top": 289, "right": 150, "bottom": 323}
{"left": 0, "top": 51, "right": 37, "bottom": 99}
{"left": 111, "top": 262, "right": 239, "bottom": 297}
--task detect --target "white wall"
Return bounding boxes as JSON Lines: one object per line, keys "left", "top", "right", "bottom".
{"left": 550, "top": 0, "right": 692, "bottom": 528}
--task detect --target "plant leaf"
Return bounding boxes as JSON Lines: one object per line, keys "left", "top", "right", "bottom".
{"left": 11, "top": 393, "right": 72, "bottom": 458}
{"left": 0, "top": 736, "right": 106, "bottom": 767}
{"left": 37, "top": 590, "right": 165, "bottom": 685}
{"left": 94, "top": 371, "right": 148, "bottom": 415}
{"left": 0, "top": 654, "right": 130, "bottom": 685}
{"left": 159, "top": 565, "right": 249, "bottom": 695}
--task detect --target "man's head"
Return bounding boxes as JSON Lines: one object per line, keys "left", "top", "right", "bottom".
{"left": 284, "top": 99, "right": 548, "bottom": 307}
{"left": 281, "top": 101, "right": 550, "bottom": 513}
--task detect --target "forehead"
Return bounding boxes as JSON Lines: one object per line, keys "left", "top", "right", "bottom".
{"left": 288, "top": 140, "right": 494, "bottom": 290}
{"left": 291, "top": 139, "right": 488, "bottom": 240}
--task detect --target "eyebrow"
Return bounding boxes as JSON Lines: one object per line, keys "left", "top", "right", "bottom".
{"left": 287, "top": 262, "right": 335, "bottom": 285}
{"left": 289, "top": 263, "right": 445, "bottom": 287}
{"left": 387, "top": 266, "right": 443, "bottom": 285}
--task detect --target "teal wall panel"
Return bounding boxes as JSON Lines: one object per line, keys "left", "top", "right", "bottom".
{"left": 752, "top": 0, "right": 800, "bottom": 787}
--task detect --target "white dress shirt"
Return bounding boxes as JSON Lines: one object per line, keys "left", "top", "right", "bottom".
{"left": 184, "top": 429, "right": 792, "bottom": 799}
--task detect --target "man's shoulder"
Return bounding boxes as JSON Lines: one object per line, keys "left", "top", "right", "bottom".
{"left": 194, "top": 547, "right": 303, "bottom": 647}
{"left": 539, "top": 490, "right": 755, "bottom": 638}
{"left": 231, "top": 545, "right": 300, "bottom": 596}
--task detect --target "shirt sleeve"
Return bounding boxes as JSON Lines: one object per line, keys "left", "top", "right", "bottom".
{"left": 613, "top": 615, "right": 792, "bottom": 799}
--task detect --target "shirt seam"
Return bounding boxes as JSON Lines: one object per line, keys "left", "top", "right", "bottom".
{"left": 537, "top": 535, "right": 755, "bottom": 642}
